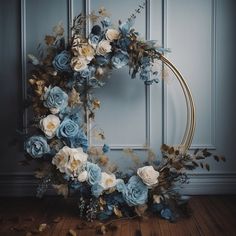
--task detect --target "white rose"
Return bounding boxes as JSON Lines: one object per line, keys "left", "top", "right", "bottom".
{"left": 78, "top": 170, "right": 88, "bottom": 182}
{"left": 52, "top": 146, "right": 88, "bottom": 177}
{"left": 105, "top": 29, "right": 120, "bottom": 42}
{"left": 137, "top": 166, "right": 159, "bottom": 187}
{"left": 96, "top": 40, "right": 112, "bottom": 56}
{"left": 70, "top": 57, "right": 88, "bottom": 72}
{"left": 40, "top": 114, "right": 60, "bottom": 139}
{"left": 100, "top": 172, "right": 117, "bottom": 190}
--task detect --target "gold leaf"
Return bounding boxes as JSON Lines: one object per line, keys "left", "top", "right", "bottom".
{"left": 98, "top": 7, "right": 110, "bottom": 17}
{"left": 38, "top": 223, "right": 47, "bottom": 232}
{"left": 107, "top": 164, "right": 118, "bottom": 173}
{"left": 92, "top": 129, "right": 105, "bottom": 141}
{"left": 68, "top": 88, "right": 82, "bottom": 107}
{"left": 52, "top": 184, "right": 68, "bottom": 198}
{"left": 99, "top": 197, "right": 106, "bottom": 206}
{"left": 161, "top": 144, "right": 169, "bottom": 152}
{"left": 168, "top": 147, "right": 175, "bottom": 155}
{"left": 113, "top": 207, "right": 122, "bottom": 218}
{"left": 98, "top": 155, "right": 109, "bottom": 166}
{"left": 93, "top": 99, "right": 101, "bottom": 109}
{"left": 88, "top": 146, "right": 103, "bottom": 156}
{"left": 68, "top": 229, "right": 77, "bottom": 236}
{"left": 44, "top": 35, "right": 56, "bottom": 45}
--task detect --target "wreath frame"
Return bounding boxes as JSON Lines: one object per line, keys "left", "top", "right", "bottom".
{"left": 20, "top": 3, "right": 223, "bottom": 225}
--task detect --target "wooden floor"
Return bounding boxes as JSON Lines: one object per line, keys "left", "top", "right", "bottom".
{"left": 0, "top": 196, "right": 235, "bottom": 236}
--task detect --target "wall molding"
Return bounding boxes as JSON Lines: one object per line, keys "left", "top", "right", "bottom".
{"left": 163, "top": 0, "right": 217, "bottom": 150}
{"left": 0, "top": 172, "right": 235, "bottom": 196}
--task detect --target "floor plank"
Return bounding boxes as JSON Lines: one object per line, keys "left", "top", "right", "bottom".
{"left": 0, "top": 196, "right": 235, "bottom": 236}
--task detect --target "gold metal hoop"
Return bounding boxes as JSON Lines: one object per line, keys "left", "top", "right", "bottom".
{"left": 158, "top": 54, "right": 196, "bottom": 153}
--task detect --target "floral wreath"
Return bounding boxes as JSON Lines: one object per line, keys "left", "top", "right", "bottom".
{"left": 23, "top": 4, "right": 224, "bottom": 225}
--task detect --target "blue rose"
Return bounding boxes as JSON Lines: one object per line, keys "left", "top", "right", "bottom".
{"left": 160, "top": 208, "right": 173, "bottom": 220}
{"left": 79, "top": 66, "right": 96, "bottom": 79}
{"left": 72, "top": 131, "right": 88, "bottom": 152}
{"left": 95, "top": 55, "right": 109, "bottom": 66}
{"left": 102, "top": 144, "right": 110, "bottom": 153}
{"left": 116, "top": 179, "right": 126, "bottom": 194}
{"left": 89, "top": 34, "right": 100, "bottom": 45}
{"left": 53, "top": 50, "right": 71, "bottom": 72}
{"left": 101, "top": 17, "right": 111, "bottom": 28}
{"left": 117, "top": 37, "right": 131, "bottom": 51}
{"left": 86, "top": 162, "right": 102, "bottom": 185}
{"left": 111, "top": 50, "right": 129, "bottom": 69}
{"left": 43, "top": 86, "right": 68, "bottom": 114}
{"left": 57, "top": 118, "right": 79, "bottom": 139}
{"left": 25, "top": 136, "right": 50, "bottom": 158}
{"left": 122, "top": 176, "right": 148, "bottom": 206}
{"left": 79, "top": 68, "right": 91, "bottom": 78}
{"left": 91, "top": 184, "right": 104, "bottom": 198}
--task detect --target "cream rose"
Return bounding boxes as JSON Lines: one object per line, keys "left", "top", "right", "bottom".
{"left": 137, "top": 166, "right": 159, "bottom": 187}
{"left": 100, "top": 172, "right": 117, "bottom": 190}
{"left": 52, "top": 146, "right": 88, "bottom": 177}
{"left": 105, "top": 29, "right": 120, "bottom": 42}
{"left": 96, "top": 40, "right": 112, "bottom": 56}
{"left": 70, "top": 57, "right": 88, "bottom": 72}
{"left": 40, "top": 114, "right": 60, "bottom": 139}
{"left": 77, "top": 44, "right": 95, "bottom": 61}
{"left": 78, "top": 170, "right": 88, "bottom": 182}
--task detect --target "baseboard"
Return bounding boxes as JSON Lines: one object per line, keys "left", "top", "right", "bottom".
{"left": 0, "top": 172, "right": 236, "bottom": 196}
{"left": 181, "top": 173, "right": 236, "bottom": 195}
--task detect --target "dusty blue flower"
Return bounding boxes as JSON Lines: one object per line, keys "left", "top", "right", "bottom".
{"left": 89, "top": 34, "right": 100, "bottom": 46}
{"left": 91, "top": 184, "right": 104, "bottom": 197}
{"left": 101, "top": 17, "right": 111, "bottom": 28}
{"left": 25, "top": 136, "right": 50, "bottom": 158}
{"left": 102, "top": 144, "right": 110, "bottom": 153}
{"left": 79, "top": 68, "right": 91, "bottom": 78}
{"left": 119, "top": 19, "right": 134, "bottom": 35}
{"left": 123, "top": 176, "right": 148, "bottom": 206}
{"left": 71, "top": 131, "right": 88, "bottom": 152}
{"left": 95, "top": 55, "right": 109, "bottom": 66}
{"left": 160, "top": 208, "right": 173, "bottom": 220}
{"left": 56, "top": 118, "right": 79, "bottom": 139}
{"left": 140, "top": 67, "right": 150, "bottom": 81}
{"left": 53, "top": 50, "right": 71, "bottom": 72}
{"left": 116, "top": 179, "right": 126, "bottom": 193}
{"left": 86, "top": 162, "right": 102, "bottom": 185}
{"left": 111, "top": 50, "right": 129, "bottom": 69}
{"left": 43, "top": 86, "right": 68, "bottom": 114}
{"left": 117, "top": 37, "right": 131, "bottom": 51}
